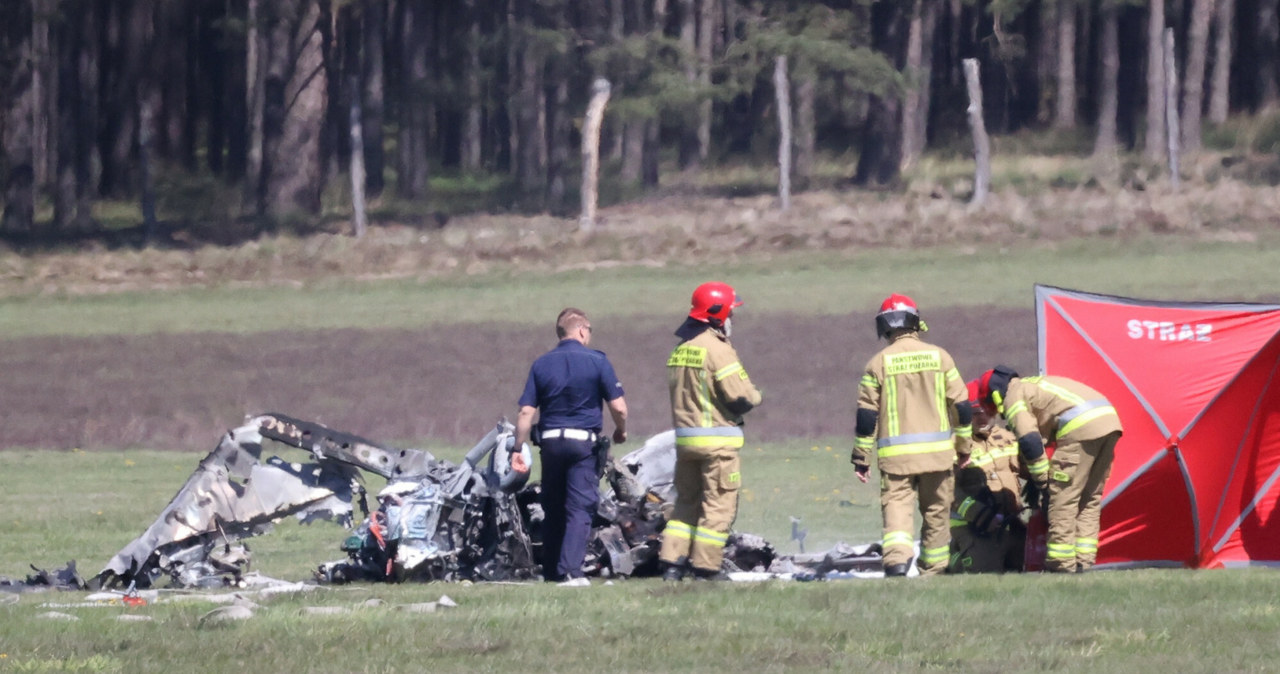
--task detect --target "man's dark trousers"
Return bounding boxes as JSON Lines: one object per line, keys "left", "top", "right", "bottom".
{"left": 539, "top": 436, "right": 599, "bottom": 580}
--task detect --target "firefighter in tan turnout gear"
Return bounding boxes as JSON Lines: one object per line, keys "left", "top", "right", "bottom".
{"left": 659, "top": 281, "right": 763, "bottom": 581}
{"left": 949, "top": 379, "right": 1025, "bottom": 574}
{"left": 976, "top": 366, "right": 1123, "bottom": 573}
{"left": 852, "top": 294, "right": 973, "bottom": 577}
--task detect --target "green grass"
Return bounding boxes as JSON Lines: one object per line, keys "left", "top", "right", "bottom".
{"left": 5, "top": 445, "right": 1280, "bottom": 673}
{"left": 1, "top": 233, "right": 1276, "bottom": 338}
{"left": 0, "top": 439, "right": 878, "bottom": 584}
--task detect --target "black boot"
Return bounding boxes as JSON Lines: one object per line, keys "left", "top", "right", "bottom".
{"left": 884, "top": 563, "right": 909, "bottom": 577}
{"left": 661, "top": 562, "right": 686, "bottom": 582}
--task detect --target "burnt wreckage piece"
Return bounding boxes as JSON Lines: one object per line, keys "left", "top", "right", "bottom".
{"left": 96, "top": 414, "right": 778, "bottom": 589}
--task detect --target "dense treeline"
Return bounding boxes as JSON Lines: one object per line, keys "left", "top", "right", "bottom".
{"left": 0, "top": 0, "right": 1276, "bottom": 240}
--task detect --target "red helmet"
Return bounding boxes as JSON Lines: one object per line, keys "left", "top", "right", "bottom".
{"left": 689, "top": 282, "right": 742, "bottom": 324}
{"left": 976, "top": 366, "right": 1019, "bottom": 415}
{"left": 875, "top": 293, "right": 921, "bottom": 339}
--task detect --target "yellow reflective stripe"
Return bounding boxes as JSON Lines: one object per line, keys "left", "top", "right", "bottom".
{"left": 714, "top": 362, "right": 743, "bottom": 381}
{"left": 1036, "top": 379, "right": 1086, "bottom": 406}
{"left": 1057, "top": 406, "right": 1118, "bottom": 438}
{"left": 950, "top": 518, "right": 967, "bottom": 528}
{"left": 945, "top": 367, "right": 961, "bottom": 382}
{"left": 1026, "top": 457, "right": 1050, "bottom": 475}
{"left": 693, "top": 528, "right": 730, "bottom": 547}
{"left": 935, "top": 371, "right": 948, "bottom": 432}
{"left": 954, "top": 425, "right": 973, "bottom": 438}
{"left": 883, "top": 531, "right": 914, "bottom": 549}
{"left": 920, "top": 545, "right": 950, "bottom": 564}
{"left": 968, "top": 445, "right": 1016, "bottom": 467}
{"left": 877, "top": 438, "right": 955, "bottom": 458}
{"left": 675, "top": 435, "right": 745, "bottom": 448}
{"left": 860, "top": 374, "right": 880, "bottom": 390}
{"left": 700, "top": 372, "right": 715, "bottom": 427}
{"left": 1075, "top": 538, "right": 1098, "bottom": 553}
{"left": 958, "top": 497, "right": 977, "bottom": 518}
{"left": 885, "top": 374, "right": 900, "bottom": 437}
{"left": 855, "top": 436, "right": 875, "bottom": 450}
{"left": 1047, "top": 543, "right": 1076, "bottom": 559}
{"left": 665, "top": 520, "right": 693, "bottom": 540}
{"left": 1004, "top": 400, "right": 1027, "bottom": 421}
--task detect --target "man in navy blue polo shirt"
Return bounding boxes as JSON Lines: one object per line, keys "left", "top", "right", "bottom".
{"left": 514, "top": 307, "right": 628, "bottom": 586}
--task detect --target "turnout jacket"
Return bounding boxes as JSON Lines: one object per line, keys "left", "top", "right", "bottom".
{"left": 855, "top": 332, "right": 972, "bottom": 475}
{"left": 668, "top": 327, "right": 763, "bottom": 449}
{"left": 999, "top": 375, "right": 1123, "bottom": 483}
{"left": 1001, "top": 376, "right": 1123, "bottom": 444}
{"left": 953, "top": 425, "right": 1022, "bottom": 528}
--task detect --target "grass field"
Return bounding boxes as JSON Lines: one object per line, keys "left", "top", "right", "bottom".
{"left": 1, "top": 232, "right": 1277, "bottom": 339}
{"left": 5, "top": 228, "right": 1280, "bottom": 672}
{"left": 4, "top": 448, "right": 1280, "bottom": 673}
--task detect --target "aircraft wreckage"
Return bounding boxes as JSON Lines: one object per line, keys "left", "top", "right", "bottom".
{"left": 91, "top": 413, "right": 888, "bottom": 591}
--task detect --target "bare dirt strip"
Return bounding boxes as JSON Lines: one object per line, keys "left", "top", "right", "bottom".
{"left": 0, "top": 306, "right": 1035, "bottom": 452}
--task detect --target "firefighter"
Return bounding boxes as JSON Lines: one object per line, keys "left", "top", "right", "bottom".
{"left": 975, "top": 366, "right": 1123, "bottom": 573}
{"left": 852, "top": 294, "right": 973, "bottom": 577}
{"left": 659, "top": 281, "right": 763, "bottom": 581}
{"left": 949, "top": 379, "right": 1025, "bottom": 574}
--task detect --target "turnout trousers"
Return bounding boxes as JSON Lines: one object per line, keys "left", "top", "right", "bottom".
{"left": 539, "top": 436, "right": 600, "bottom": 581}
{"left": 949, "top": 523, "right": 1026, "bottom": 574}
{"left": 1045, "top": 431, "right": 1121, "bottom": 573}
{"left": 881, "top": 470, "right": 954, "bottom": 575}
{"left": 659, "top": 444, "right": 741, "bottom": 573}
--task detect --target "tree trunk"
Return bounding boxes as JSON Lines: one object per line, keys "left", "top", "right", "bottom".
{"left": 1092, "top": 1, "right": 1119, "bottom": 179}
{"left": 854, "top": 1, "right": 908, "bottom": 187}
{"left": 2, "top": 0, "right": 35, "bottom": 233}
{"left": 397, "top": 0, "right": 429, "bottom": 200}
{"left": 773, "top": 56, "right": 792, "bottom": 212}
{"left": 461, "top": 0, "right": 483, "bottom": 171}
{"left": 1259, "top": 0, "right": 1279, "bottom": 109}
{"left": 901, "top": 0, "right": 937, "bottom": 169}
{"left": 1145, "top": 0, "right": 1166, "bottom": 162}
{"left": 1181, "top": 0, "right": 1214, "bottom": 154}
{"left": 963, "top": 59, "right": 990, "bottom": 207}
{"left": 579, "top": 78, "right": 611, "bottom": 233}
{"left": 505, "top": 0, "right": 519, "bottom": 177}
{"left": 361, "top": 0, "right": 386, "bottom": 198}
{"left": 607, "top": 0, "right": 625, "bottom": 163}
{"left": 1208, "top": 0, "right": 1234, "bottom": 124}
{"left": 32, "top": 0, "right": 52, "bottom": 192}
{"left": 548, "top": 76, "right": 570, "bottom": 211}
{"left": 262, "top": 0, "right": 328, "bottom": 218}
{"left": 621, "top": 122, "right": 645, "bottom": 184}
{"left": 139, "top": 91, "right": 160, "bottom": 245}
{"left": 53, "top": 4, "right": 82, "bottom": 231}
{"left": 794, "top": 69, "right": 815, "bottom": 186}
{"left": 696, "top": 0, "right": 716, "bottom": 164}
{"left": 1165, "top": 28, "right": 1181, "bottom": 189}
{"left": 349, "top": 74, "right": 368, "bottom": 238}
{"left": 643, "top": 0, "right": 669, "bottom": 188}
{"left": 514, "top": 19, "right": 545, "bottom": 206}
{"left": 677, "top": 0, "right": 697, "bottom": 170}
{"left": 245, "top": 0, "right": 266, "bottom": 212}
{"left": 1054, "top": 0, "right": 1077, "bottom": 129}
{"left": 1037, "top": 0, "right": 1058, "bottom": 124}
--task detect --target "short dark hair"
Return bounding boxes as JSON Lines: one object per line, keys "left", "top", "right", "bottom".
{"left": 556, "top": 308, "right": 589, "bottom": 338}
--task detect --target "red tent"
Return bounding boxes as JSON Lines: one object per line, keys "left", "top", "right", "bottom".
{"left": 1036, "top": 285, "right": 1280, "bottom": 568}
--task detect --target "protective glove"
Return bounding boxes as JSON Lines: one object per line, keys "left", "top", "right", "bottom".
{"left": 851, "top": 450, "right": 871, "bottom": 483}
